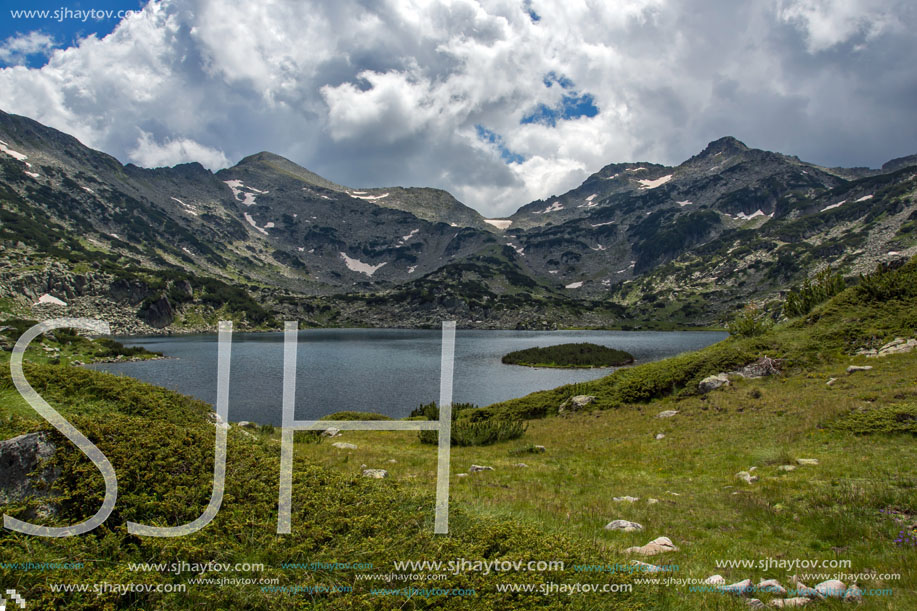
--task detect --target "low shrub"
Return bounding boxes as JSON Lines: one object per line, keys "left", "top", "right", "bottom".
{"left": 419, "top": 418, "right": 527, "bottom": 447}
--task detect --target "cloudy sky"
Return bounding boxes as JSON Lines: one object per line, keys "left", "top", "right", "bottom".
{"left": 0, "top": 0, "right": 915, "bottom": 217}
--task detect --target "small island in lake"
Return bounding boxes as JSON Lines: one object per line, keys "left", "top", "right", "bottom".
{"left": 501, "top": 343, "right": 635, "bottom": 368}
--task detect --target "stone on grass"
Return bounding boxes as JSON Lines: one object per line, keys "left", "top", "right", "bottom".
{"left": 469, "top": 464, "right": 494, "bottom": 473}
{"left": 704, "top": 575, "right": 726, "bottom": 586}
{"left": 826, "top": 377, "right": 837, "bottom": 386}
{"left": 362, "top": 469, "right": 388, "bottom": 479}
{"left": 796, "top": 458, "right": 819, "bottom": 466}
{"left": 721, "top": 579, "right": 753, "bottom": 595}
{"left": 624, "top": 536, "right": 678, "bottom": 556}
{"left": 756, "top": 579, "right": 787, "bottom": 596}
{"left": 332, "top": 442, "right": 357, "bottom": 450}
{"left": 559, "top": 395, "right": 595, "bottom": 413}
{"left": 456, "top": 473, "right": 468, "bottom": 478}
{"left": 513, "top": 463, "right": 528, "bottom": 468}
{"left": 699, "top": 373, "right": 730, "bottom": 393}
{"left": 604, "top": 520, "right": 643, "bottom": 532}
{"left": 656, "top": 410, "right": 679, "bottom": 419}
{"left": 647, "top": 498, "right": 659, "bottom": 504}
{"left": 0, "top": 433, "right": 59, "bottom": 517}
{"left": 844, "top": 584, "right": 863, "bottom": 602}
{"left": 734, "top": 356, "right": 781, "bottom": 379}
{"left": 770, "top": 598, "right": 811, "bottom": 608}
{"left": 613, "top": 496, "right": 639, "bottom": 503}
{"left": 778, "top": 465, "right": 797, "bottom": 472}
{"left": 814, "top": 580, "right": 846, "bottom": 598}
{"left": 846, "top": 365, "right": 873, "bottom": 374}
{"left": 321, "top": 427, "right": 341, "bottom": 437}
{"left": 736, "top": 471, "right": 759, "bottom": 484}
{"left": 655, "top": 433, "right": 666, "bottom": 440}
{"left": 533, "top": 445, "right": 546, "bottom": 453}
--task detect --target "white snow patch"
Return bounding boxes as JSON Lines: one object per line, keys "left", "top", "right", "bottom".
{"left": 244, "top": 213, "right": 268, "bottom": 235}
{"left": 109, "top": 233, "right": 120, "bottom": 240}
{"left": 264, "top": 222, "right": 275, "bottom": 229}
{"left": 320, "top": 195, "right": 332, "bottom": 200}
{"left": 297, "top": 247, "right": 305, "bottom": 252}
{"left": 171, "top": 197, "right": 187, "bottom": 206}
{"left": 35, "top": 294, "right": 67, "bottom": 306}
{"left": 24, "top": 171, "right": 40, "bottom": 179}
{"left": 308, "top": 249, "right": 315, "bottom": 253}
{"left": 638, "top": 174, "right": 673, "bottom": 189}
{"left": 821, "top": 200, "right": 847, "bottom": 212}
{"left": 888, "top": 251, "right": 901, "bottom": 256}
{"left": 82, "top": 186, "right": 94, "bottom": 194}
{"left": 182, "top": 247, "right": 193, "bottom": 255}
{"left": 602, "top": 279, "right": 611, "bottom": 286}
{"left": 590, "top": 244, "right": 606, "bottom": 251}
{"left": 548, "top": 270, "right": 559, "bottom": 274}
{"left": 537, "top": 201, "right": 564, "bottom": 214}
{"left": 736, "top": 209, "right": 767, "bottom": 220}
{"left": 351, "top": 192, "right": 390, "bottom": 200}
{"left": 224, "top": 180, "right": 264, "bottom": 206}
{"left": 676, "top": 200, "right": 692, "bottom": 207}
{"left": 565, "top": 281, "right": 584, "bottom": 289}
{"left": 0, "top": 142, "right": 28, "bottom": 161}
{"left": 601, "top": 173, "right": 619, "bottom": 180}
{"left": 626, "top": 167, "right": 647, "bottom": 172}
{"left": 855, "top": 194, "right": 874, "bottom": 202}
{"left": 400, "top": 229, "right": 419, "bottom": 242}
{"left": 407, "top": 265, "right": 417, "bottom": 274}
{"left": 350, "top": 191, "right": 368, "bottom": 195}
{"left": 590, "top": 221, "right": 615, "bottom": 228}
{"left": 586, "top": 194, "right": 597, "bottom": 201}
{"left": 484, "top": 219, "right": 512, "bottom": 230}
{"left": 340, "top": 252, "right": 387, "bottom": 276}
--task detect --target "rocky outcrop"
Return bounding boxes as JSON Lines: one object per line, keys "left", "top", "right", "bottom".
{"left": 141, "top": 294, "right": 174, "bottom": 329}
{"left": 0, "top": 432, "right": 59, "bottom": 517}
{"left": 559, "top": 395, "right": 595, "bottom": 413}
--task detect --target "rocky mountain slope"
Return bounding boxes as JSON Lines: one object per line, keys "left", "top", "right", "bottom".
{"left": 1, "top": 109, "right": 915, "bottom": 332}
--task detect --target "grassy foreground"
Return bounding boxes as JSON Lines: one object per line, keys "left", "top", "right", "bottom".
{"left": 1, "top": 258, "right": 916, "bottom": 608}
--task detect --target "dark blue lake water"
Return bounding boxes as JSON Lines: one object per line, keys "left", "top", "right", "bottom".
{"left": 90, "top": 329, "right": 726, "bottom": 425}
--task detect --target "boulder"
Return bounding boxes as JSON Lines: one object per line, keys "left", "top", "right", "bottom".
{"left": 332, "top": 442, "right": 358, "bottom": 450}
{"left": 846, "top": 365, "right": 873, "bottom": 374}
{"left": 604, "top": 520, "right": 644, "bottom": 532}
{"left": 769, "top": 598, "right": 811, "bottom": 608}
{"left": 469, "top": 464, "right": 494, "bottom": 473}
{"left": 624, "top": 536, "right": 678, "bottom": 556}
{"left": 733, "top": 356, "right": 781, "bottom": 379}
{"left": 814, "top": 580, "right": 846, "bottom": 598}
{"left": 655, "top": 433, "right": 666, "bottom": 440}
{"left": 362, "top": 469, "right": 388, "bottom": 479}
{"left": 533, "top": 445, "right": 546, "bottom": 453}
{"left": 613, "top": 496, "right": 640, "bottom": 503}
{"left": 647, "top": 498, "right": 659, "bottom": 504}
{"left": 656, "top": 410, "right": 679, "bottom": 419}
{"left": 559, "top": 395, "right": 595, "bottom": 413}
{"left": 876, "top": 338, "right": 917, "bottom": 357}
{"left": 778, "top": 465, "right": 797, "bottom": 472}
{"left": 796, "top": 458, "right": 819, "bottom": 466}
{"left": 756, "top": 579, "right": 787, "bottom": 596}
{"left": 321, "top": 428, "right": 341, "bottom": 437}
{"left": 0, "top": 433, "right": 59, "bottom": 516}
{"left": 699, "top": 374, "right": 730, "bottom": 393}
{"left": 140, "top": 294, "right": 174, "bottom": 328}
{"left": 704, "top": 575, "right": 726, "bottom": 586}
{"left": 721, "top": 578, "right": 753, "bottom": 595}
{"left": 844, "top": 584, "right": 863, "bottom": 602}
{"left": 736, "top": 471, "right": 759, "bottom": 484}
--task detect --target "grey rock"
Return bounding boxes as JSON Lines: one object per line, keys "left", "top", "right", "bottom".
{"left": 796, "top": 458, "right": 819, "bottom": 466}
{"left": 332, "top": 442, "right": 357, "bottom": 450}
{"left": 846, "top": 365, "right": 873, "bottom": 374}
{"left": 705, "top": 575, "right": 726, "bottom": 585}
{"left": 769, "top": 598, "right": 811, "bottom": 608}
{"left": 844, "top": 584, "right": 863, "bottom": 602}
{"left": 733, "top": 356, "right": 781, "bottom": 379}
{"left": 512, "top": 463, "right": 529, "bottom": 468}
{"left": 469, "top": 464, "right": 494, "bottom": 473}
{"left": 362, "top": 469, "right": 388, "bottom": 479}
{"left": 613, "top": 496, "right": 640, "bottom": 502}
{"left": 559, "top": 395, "right": 595, "bottom": 412}
{"left": 604, "top": 519, "right": 644, "bottom": 532}
{"left": 747, "top": 598, "right": 766, "bottom": 609}
{"left": 756, "top": 579, "right": 787, "bottom": 596}
{"left": 814, "top": 579, "right": 846, "bottom": 598}
{"left": 655, "top": 433, "right": 666, "bottom": 440}
{"left": 656, "top": 410, "right": 679, "bottom": 419}
{"left": 140, "top": 294, "right": 174, "bottom": 328}
{"left": 624, "top": 536, "right": 678, "bottom": 556}
{"left": 699, "top": 373, "right": 730, "bottom": 392}
{"left": 778, "top": 465, "right": 797, "bottom": 472}
{"left": 321, "top": 428, "right": 341, "bottom": 437}
{"left": 0, "top": 433, "right": 59, "bottom": 516}
{"left": 533, "top": 445, "right": 546, "bottom": 453}
{"left": 736, "top": 471, "right": 759, "bottom": 484}
{"left": 721, "top": 578, "right": 753, "bottom": 595}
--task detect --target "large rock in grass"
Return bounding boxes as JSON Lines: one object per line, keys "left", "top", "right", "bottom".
{"left": 604, "top": 519, "right": 643, "bottom": 532}
{"left": 699, "top": 374, "right": 730, "bottom": 392}
{"left": 559, "top": 395, "right": 595, "bottom": 413}
{"left": 814, "top": 580, "right": 846, "bottom": 598}
{"left": 624, "top": 536, "right": 678, "bottom": 556}
{"left": 362, "top": 469, "right": 388, "bottom": 479}
{"left": 720, "top": 578, "right": 753, "bottom": 595}
{"left": 0, "top": 432, "right": 59, "bottom": 517}
{"left": 770, "top": 598, "right": 811, "bottom": 608}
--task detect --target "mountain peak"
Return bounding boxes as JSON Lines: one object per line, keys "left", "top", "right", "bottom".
{"left": 226, "top": 151, "right": 346, "bottom": 191}
{"left": 699, "top": 136, "right": 749, "bottom": 157}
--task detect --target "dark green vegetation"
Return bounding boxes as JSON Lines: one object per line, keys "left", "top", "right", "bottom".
{"left": 502, "top": 342, "right": 634, "bottom": 368}
{"left": 783, "top": 268, "right": 847, "bottom": 317}
{"left": 0, "top": 319, "right": 161, "bottom": 363}
{"left": 413, "top": 402, "right": 528, "bottom": 446}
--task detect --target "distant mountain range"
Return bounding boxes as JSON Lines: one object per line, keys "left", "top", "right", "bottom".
{"left": 1, "top": 109, "right": 915, "bottom": 332}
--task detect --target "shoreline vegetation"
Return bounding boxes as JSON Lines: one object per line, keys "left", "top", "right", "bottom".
{"left": 501, "top": 342, "right": 635, "bottom": 368}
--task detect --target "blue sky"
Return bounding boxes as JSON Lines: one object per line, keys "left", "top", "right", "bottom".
{"left": 0, "top": 0, "right": 914, "bottom": 217}
{"left": 1, "top": 1, "right": 143, "bottom": 67}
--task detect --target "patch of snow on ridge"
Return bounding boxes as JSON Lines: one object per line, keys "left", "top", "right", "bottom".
{"left": 340, "top": 252, "right": 387, "bottom": 276}
{"left": 35, "top": 294, "right": 67, "bottom": 306}
{"left": 676, "top": 200, "right": 692, "bottom": 207}
{"left": 735, "top": 209, "right": 766, "bottom": 220}
{"left": 400, "top": 229, "right": 419, "bottom": 243}
{"left": 537, "top": 201, "right": 564, "bottom": 214}
{"left": 0, "top": 141, "right": 28, "bottom": 161}
{"left": 82, "top": 186, "right": 94, "bottom": 194}
{"left": 484, "top": 219, "right": 512, "bottom": 230}
{"left": 224, "top": 180, "right": 263, "bottom": 206}
{"left": 244, "top": 213, "right": 268, "bottom": 235}
{"left": 565, "top": 281, "right": 583, "bottom": 289}
{"left": 506, "top": 242, "right": 525, "bottom": 256}
{"left": 591, "top": 221, "right": 615, "bottom": 228}
{"left": 626, "top": 167, "right": 646, "bottom": 172}
{"left": 638, "top": 174, "right": 673, "bottom": 189}
{"left": 351, "top": 192, "right": 389, "bottom": 200}
{"left": 821, "top": 200, "right": 846, "bottom": 212}
{"left": 24, "top": 171, "right": 39, "bottom": 179}
{"left": 855, "top": 194, "right": 874, "bottom": 202}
